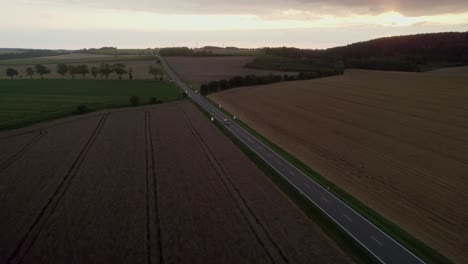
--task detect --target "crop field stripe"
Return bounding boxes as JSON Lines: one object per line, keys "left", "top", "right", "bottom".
{"left": 7, "top": 114, "right": 108, "bottom": 264}
{"left": 177, "top": 105, "right": 289, "bottom": 264}
{"left": 144, "top": 111, "right": 152, "bottom": 264}
{"left": 0, "top": 130, "right": 47, "bottom": 175}
{"left": 145, "top": 111, "right": 164, "bottom": 264}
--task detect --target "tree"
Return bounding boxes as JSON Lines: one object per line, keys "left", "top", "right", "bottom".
{"left": 6, "top": 68, "right": 19, "bottom": 79}
{"left": 113, "top": 63, "right": 127, "bottom": 80}
{"left": 76, "top": 65, "right": 89, "bottom": 79}
{"left": 57, "top": 63, "right": 68, "bottom": 79}
{"left": 68, "top": 65, "right": 78, "bottom": 79}
{"left": 91, "top": 67, "right": 100, "bottom": 78}
{"left": 128, "top": 67, "right": 133, "bottom": 80}
{"left": 35, "top": 64, "right": 51, "bottom": 79}
{"left": 100, "top": 63, "right": 113, "bottom": 80}
{"left": 25, "top": 67, "right": 35, "bottom": 79}
{"left": 148, "top": 65, "right": 164, "bottom": 80}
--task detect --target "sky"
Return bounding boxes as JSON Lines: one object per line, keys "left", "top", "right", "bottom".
{"left": 1, "top": 0, "right": 468, "bottom": 49}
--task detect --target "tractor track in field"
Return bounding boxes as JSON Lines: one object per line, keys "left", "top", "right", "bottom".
{"left": 177, "top": 105, "right": 289, "bottom": 264}
{"left": 7, "top": 114, "right": 109, "bottom": 264}
{"left": 0, "top": 130, "right": 47, "bottom": 175}
{"left": 144, "top": 111, "right": 164, "bottom": 264}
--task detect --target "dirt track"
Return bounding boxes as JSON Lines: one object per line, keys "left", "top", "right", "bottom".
{"left": 210, "top": 69, "right": 468, "bottom": 262}
{"left": 0, "top": 102, "right": 347, "bottom": 263}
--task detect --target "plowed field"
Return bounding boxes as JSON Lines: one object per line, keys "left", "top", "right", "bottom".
{"left": 165, "top": 56, "right": 295, "bottom": 83}
{"left": 0, "top": 102, "right": 347, "bottom": 263}
{"left": 210, "top": 69, "right": 468, "bottom": 262}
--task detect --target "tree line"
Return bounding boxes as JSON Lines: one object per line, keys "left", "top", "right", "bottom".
{"left": 5, "top": 63, "right": 165, "bottom": 80}
{"left": 200, "top": 70, "right": 338, "bottom": 96}
{"left": 158, "top": 47, "right": 214, "bottom": 56}
{"left": 263, "top": 32, "right": 468, "bottom": 72}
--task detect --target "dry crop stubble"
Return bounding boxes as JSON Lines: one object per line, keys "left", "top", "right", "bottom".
{"left": 210, "top": 69, "right": 468, "bottom": 262}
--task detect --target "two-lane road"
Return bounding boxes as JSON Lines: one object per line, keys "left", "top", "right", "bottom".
{"left": 161, "top": 58, "right": 425, "bottom": 264}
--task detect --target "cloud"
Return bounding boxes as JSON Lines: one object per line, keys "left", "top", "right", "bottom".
{"left": 35, "top": 0, "right": 468, "bottom": 16}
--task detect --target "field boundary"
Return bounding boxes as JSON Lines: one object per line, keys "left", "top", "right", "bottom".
{"left": 205, "top": 98, "right": 451, "bottom": 264}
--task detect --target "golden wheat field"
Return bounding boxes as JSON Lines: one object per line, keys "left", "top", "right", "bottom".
{"left": 210, "top": 68, "right": 468, "bottom": 263}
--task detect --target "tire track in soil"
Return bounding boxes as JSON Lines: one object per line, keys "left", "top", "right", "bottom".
{"left": 7, "top": 114, "right": 109, "bottom": 264}
{"left": 177, "top": 105, "right": 289, "bottom": 264}
{"left": 0, "top": 130, "right": 47, "bottom": 175}
{"left": 144, "top": 111, "right": 164, "bottom": 264}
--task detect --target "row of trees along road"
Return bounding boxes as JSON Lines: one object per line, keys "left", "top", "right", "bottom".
{"left": 6, "top": 63, "right": 165, "bottom": 80}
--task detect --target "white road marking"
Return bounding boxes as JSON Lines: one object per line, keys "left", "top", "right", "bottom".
{"left": 289, "top": 170, "right": 295, "bottom": 176}
{"left": 245, "top": 137, "right": 253, "bottom": 143}
{"left": 343, "top": 214, "right": 353, "bottom": 222}
{"left": 371, "top": 236, "right": 383, "bottom": 246}
{"left": 304, "top": 182, "right": 311, "bottom": 189}
{"left": 266, "top": 152, "right": 272, "bottom": 158}
{"left": 321, "top": 196, "right": 329, "bottom": 203}
{"left": 276, "top": 160, "right": 283, "bottom": 166}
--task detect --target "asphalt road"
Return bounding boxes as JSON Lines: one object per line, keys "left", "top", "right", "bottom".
{"left": 161, "top": 58, "right": 425, "bottom": 264}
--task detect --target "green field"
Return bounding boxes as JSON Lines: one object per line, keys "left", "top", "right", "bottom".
{"left": 0, "top": 80, "right": 182, "bottom": 130}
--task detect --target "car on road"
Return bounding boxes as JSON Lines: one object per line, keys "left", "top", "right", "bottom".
{"left": 223, "top": 119, "right": 231, "bottom": 125}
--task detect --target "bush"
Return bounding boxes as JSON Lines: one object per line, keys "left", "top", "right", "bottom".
{"left": 149, "top": 97, "right": 161, "bottom": 104}
{"left": 76, "top": 104, "right": 92, "bottom": 114}
{"left": 130, "top": 96, "right": 140, "bottom": 106}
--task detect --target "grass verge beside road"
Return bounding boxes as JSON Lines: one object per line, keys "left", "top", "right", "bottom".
{"left": 205, "top": 97, "right": 451, "bottom": 264}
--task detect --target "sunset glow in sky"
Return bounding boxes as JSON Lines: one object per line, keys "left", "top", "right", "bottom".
{"left": 1, "top": 0, "right": 467, "bottom": 49}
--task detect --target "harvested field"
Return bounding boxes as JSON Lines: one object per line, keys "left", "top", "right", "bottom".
{"left": 210, "top": 69, "right": 468, "bottom": 263}
{"left": 0, "top": 102, "right": 348, "bottom": 263}
{"left": 0, "top": 54, "right": 153, "bottom": 66}
{"left": 165, "top": 56, "right": 296, "bottom": 84}
{"left": 429, "top": 66, "right": 468, "bottom": 77}
{"left": 25, "top": 53, "right": 117, "bottom": 60}
{"left": 0, "top": 60, "right": 162, "bottom": 80}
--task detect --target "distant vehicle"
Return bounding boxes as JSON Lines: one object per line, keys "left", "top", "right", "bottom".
{"left": 223, "top": 119, "right": 231, "bottom": 125}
